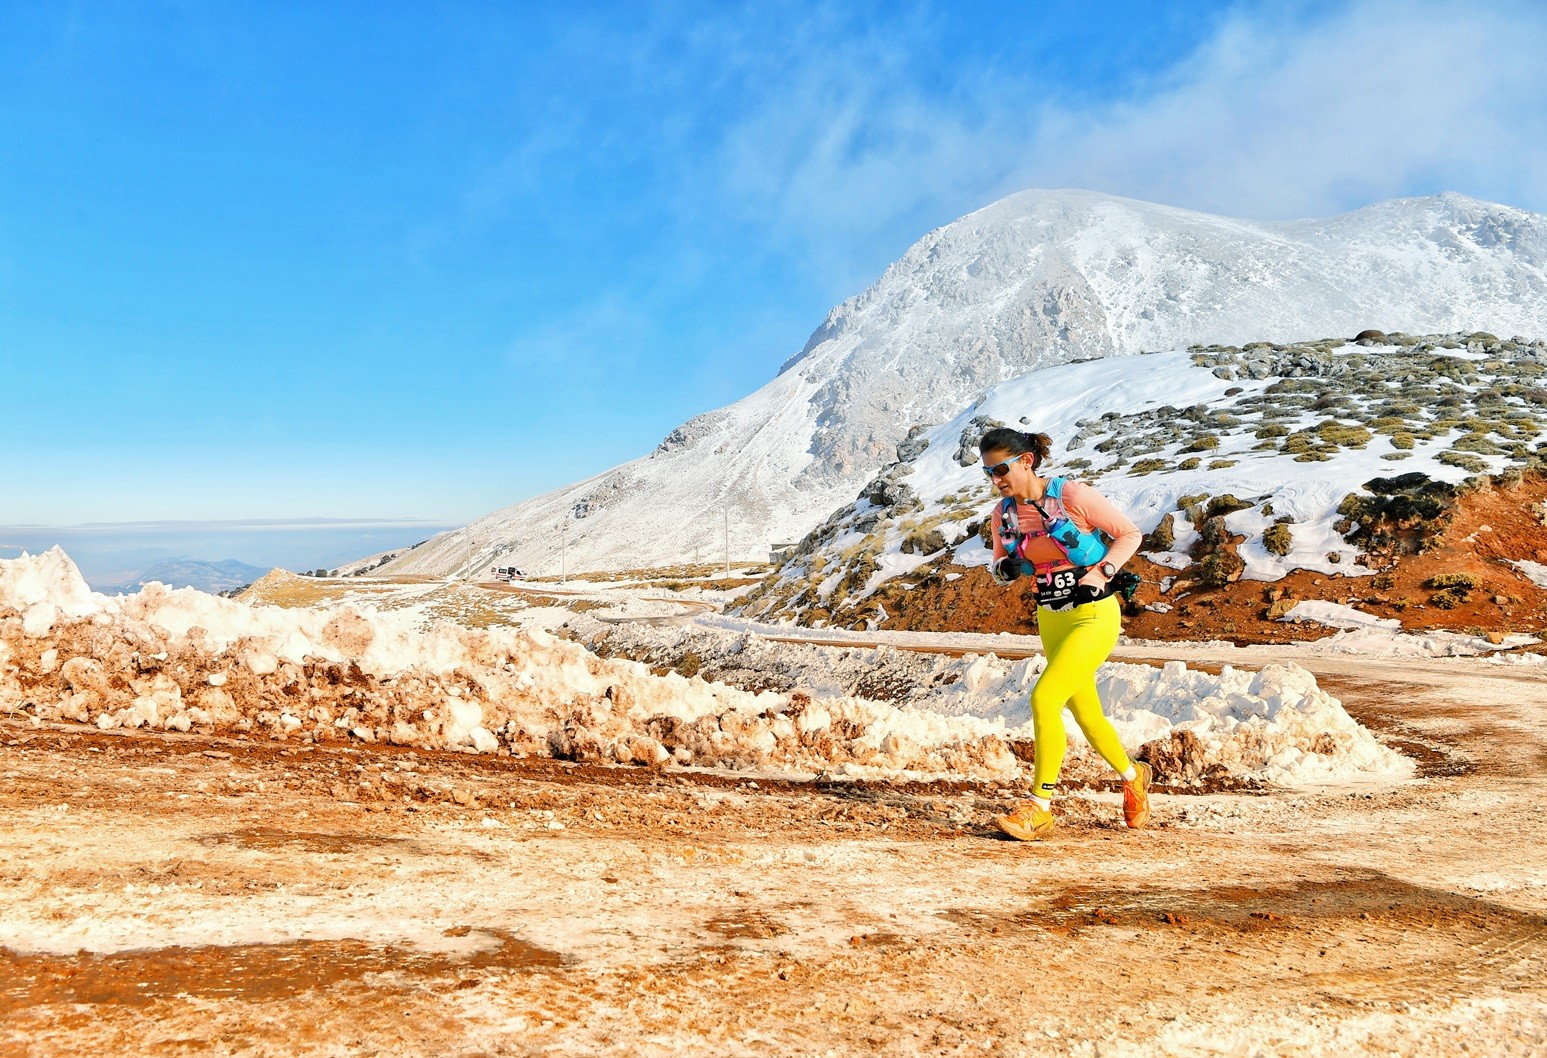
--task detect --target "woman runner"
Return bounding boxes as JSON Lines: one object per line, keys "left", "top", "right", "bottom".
{"left": 980, "top": 427, "right": 1153, "bottom": 840}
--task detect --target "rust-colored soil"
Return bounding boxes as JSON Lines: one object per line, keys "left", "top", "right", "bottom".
{"left": 4, "top": 644, "right": 1547, "bottom": 1056}
{"left": 1, "top": 929, "right": 560, "bottom": 1012}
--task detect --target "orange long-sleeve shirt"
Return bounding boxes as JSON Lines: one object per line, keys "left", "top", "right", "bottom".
{"left": 991, "top": 480, "right": 1142, "bottom": 575}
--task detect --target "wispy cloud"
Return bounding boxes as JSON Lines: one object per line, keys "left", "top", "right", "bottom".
{"left": 1025, "top": 0, "right": 1547, "bottom": 220}
{"left": 502, "top": 296, "right": 660, "bottom": 383}
{"left": 707, "top": 0, "right": 1547, "bottom": 288}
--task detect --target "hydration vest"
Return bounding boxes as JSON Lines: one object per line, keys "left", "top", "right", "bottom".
{"left": 998, "top": 477, "right": 1111, "bottom": 573}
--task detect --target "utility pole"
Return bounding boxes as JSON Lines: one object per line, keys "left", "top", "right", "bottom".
{"left": 723, "top": 506, "right": 730, "bottom": 578}
{"left": 561, "top": 522, "right": 568, "bottom": 585}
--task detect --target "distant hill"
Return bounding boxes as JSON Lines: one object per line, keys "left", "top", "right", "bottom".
{"left": 98, "top": 558, "right": 270, "bottom": 596}
{"left": 369, "top": 189, "right": 1547, "bottom": 579}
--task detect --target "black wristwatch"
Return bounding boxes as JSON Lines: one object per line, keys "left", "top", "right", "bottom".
{"left": 1097, "top": 560, "right": 1118, "bottom": 579}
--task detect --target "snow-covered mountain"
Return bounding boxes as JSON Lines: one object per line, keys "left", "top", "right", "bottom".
{"left": 378, "top": 189, "right": 1547, "bottom": 578}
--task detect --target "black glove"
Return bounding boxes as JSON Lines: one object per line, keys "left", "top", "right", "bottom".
{"left": 1112, "top": 570, "right": 1142, "bottom": 602}
{"left": 1075, "top": 582, "right": 1107, "bottom": 605}
{"left": 991, "top": 556, "right": 1021, "bottom": 584}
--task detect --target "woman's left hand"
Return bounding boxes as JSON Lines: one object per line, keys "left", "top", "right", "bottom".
{"left": 1077, "top": 569, "right": 1108, "bottom": 591}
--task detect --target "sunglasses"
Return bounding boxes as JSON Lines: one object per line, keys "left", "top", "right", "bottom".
{"left": 983, "top": 456, "right": 1024, "bottom": 478}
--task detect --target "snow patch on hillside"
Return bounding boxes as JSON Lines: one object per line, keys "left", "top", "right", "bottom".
{"left": 742, "top": 334, "right": 1547, "bottom": 623}
{"left": 1280, "top": 600, "right": 1542, "bottom": 658}
{"left": 1511, "top": 560, "right": 1547, "bottom": 589}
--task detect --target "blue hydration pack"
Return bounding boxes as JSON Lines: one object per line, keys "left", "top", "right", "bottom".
{"left": 999, "top": 476, "right": 1110, "bottom": 573}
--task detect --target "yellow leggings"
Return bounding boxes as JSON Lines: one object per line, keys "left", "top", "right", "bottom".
{"left": 1031, "top": 594, "right": 1132, "bottom": 797}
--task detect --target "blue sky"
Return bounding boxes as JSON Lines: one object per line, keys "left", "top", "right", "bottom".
{"left": 3, "top": 0, "right": 1546, "bottom": 556}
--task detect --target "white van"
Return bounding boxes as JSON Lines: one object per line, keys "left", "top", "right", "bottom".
{"left": 490, "top": 566, "right": 523, "bottom": 581}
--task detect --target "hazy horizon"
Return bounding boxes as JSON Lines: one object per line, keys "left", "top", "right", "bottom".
{"left": 0, "top": 519, "right": 459, "bottom": 589}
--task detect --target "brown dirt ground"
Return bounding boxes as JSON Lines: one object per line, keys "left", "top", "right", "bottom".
{"left": 3, "top": 649, "right": 1546, "bottom": 1057}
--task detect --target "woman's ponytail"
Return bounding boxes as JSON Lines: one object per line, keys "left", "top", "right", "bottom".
{"left": 1022, "top": 431, "right": 1052, "bottom": 470}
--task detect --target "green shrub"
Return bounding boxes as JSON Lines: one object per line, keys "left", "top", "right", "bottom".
{"left": 1184, "top": 434, "right": 1221, "bottom": 452}
{"left": 1197, "top": 549, "right": 1245, "bottom": 587}
{"left": 1209, "top": 459, "right": 1239, "bottom": 470}
{"left": 900, "top": 525, "right": 947, "bottom": 555}
{"left": 1316, "top": 420, "right": 1373, "bottom": 448}
{"left": 1254, "top": 423, "right": 1290, "bottom": 439}
{"left": 1130, "top": 458, "right": 1169, "bottom": 475}
{"left": 1263, "top": 522, "right": 1293, "bottom": 556}
{"left": 1176, "top": 457, "right": 1201, "bottom": 471}
{"left": 1425, "top": 573, "right": 1476, "bottom": 590}
{"left": 1200, "top": 515, "right": 1231, "bottom": 547}
{"left": 1390, "top": 432, "right": 1415, "bottom": 450}
{"left": 1145, "top": 513, "right": 1176, "bottom": 552}
{"left": 1438, "top": 451, "right": 1488, "bottom": 473}
{"left": 1205, "top": 494, "right": 1254, "bottom": 518}
{"left": 1452, "top": 433, "right": 1504, "bottom": 455}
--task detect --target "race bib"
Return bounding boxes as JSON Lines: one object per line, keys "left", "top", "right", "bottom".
{"left": 1036, "top": 568, "right": 1080, "bottom": 610}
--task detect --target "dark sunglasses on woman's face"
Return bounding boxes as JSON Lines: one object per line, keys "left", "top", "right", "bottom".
{"left": 983, "top": 457, "right": 1022, "bottom": 478}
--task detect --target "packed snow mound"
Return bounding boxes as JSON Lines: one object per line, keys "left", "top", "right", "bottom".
{"left": 1, "top": 550, "right": 1409, "bottom": 785}
{"left": 372, "top": 191, "right": 1547, "bottom": 580}
{"left": 577, "top": 617, "right": 1413, "bottom": 786}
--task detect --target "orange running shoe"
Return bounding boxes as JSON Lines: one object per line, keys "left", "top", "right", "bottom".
{"left": 1123, "top": 761, "right": 1154, "bottom": 829}
{"left": 994, "top": 801, "right": 1054, "bottom": 841}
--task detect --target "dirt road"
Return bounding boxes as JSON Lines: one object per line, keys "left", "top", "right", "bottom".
{"left": 3, "top": 651, "right": 1546, "bottom": 1056}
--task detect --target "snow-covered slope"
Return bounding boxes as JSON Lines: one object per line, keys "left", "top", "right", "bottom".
{"left": 737, "top": 331, "right": 1547, "bottom": 626}
{"left": 382, "top": 190, "right": 1547, "bottom": 578}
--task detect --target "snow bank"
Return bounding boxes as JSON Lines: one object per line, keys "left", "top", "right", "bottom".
{"left": 1281, "top": 600, "right": 1540, "bottom": 657}
{"left": 0, "top": 549, "right": 1410, "bottom": 786}
{"left": 582, "top": 617, "right": 1413, "bottom": 786}
{"left": 924, "top": 652, "right": 1410, "bottom": 786}
{"left": 0, "top": 550, "right": 1011, "bottom": 779}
